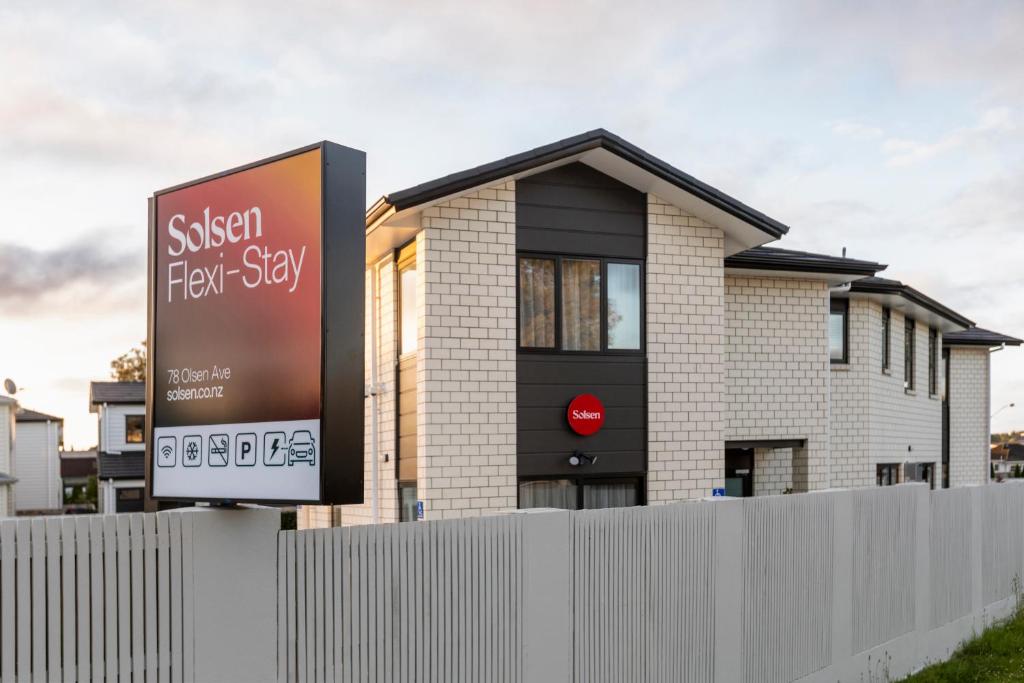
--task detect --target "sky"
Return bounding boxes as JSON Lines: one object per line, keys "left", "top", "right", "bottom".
{"left": 1, "top": 0, "right": 1023, "bottom": 447}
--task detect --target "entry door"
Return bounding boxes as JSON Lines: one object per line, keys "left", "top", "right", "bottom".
{"left": 725, "top": 449, "right": 754, "bottom": 497}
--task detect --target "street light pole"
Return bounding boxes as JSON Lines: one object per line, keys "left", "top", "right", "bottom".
{"left": 993, "top": 402, "right": 1016, "bottom": 419}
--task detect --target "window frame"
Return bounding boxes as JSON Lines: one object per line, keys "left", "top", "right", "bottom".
{"left": 124, "top": 414, "right": 145, "bottom": 444}
{"left": 928, "top": 327, "right": 938, "bottom": 396}
{"left": 516, "top": 474, "right": 645, "bottom": 510}
{"left": 881, "top": 306, "right": 891, "bottom": 372}
{"left": 396, "top": 241, "right": 418, "bottom": 357}
{"left": 829, "top": 298, "right": 849, "bottom": 365}
{"left": 516, "top": 252, "right": 645, "bottom": 356}
{"left": 904, "top": 317, "right": 916, "bottom": 391}
{"left": 876, "top": 463, "right": 899, "bottom": 486}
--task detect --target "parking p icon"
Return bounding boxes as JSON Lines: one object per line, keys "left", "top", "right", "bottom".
{"left": 235, "top": 433, "right": 257, "bottom": 467}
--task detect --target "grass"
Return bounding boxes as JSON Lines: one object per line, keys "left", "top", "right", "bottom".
{"left": 900, "top": 609, "right": 1024, "bottom": 682}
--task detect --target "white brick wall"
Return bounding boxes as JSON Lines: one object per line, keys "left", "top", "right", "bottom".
{"left": 417, "top": 181, "right": 518, "bottom": 519}
{"left": 948, "top": 347, "right": 990, "bottom": 486}
{"left": 724, "top": 275, "right": 830, "bottom": 490}
{"left": 646, "top": 195, "right": 725, "bottom": 502}
{"left": 753, "top": 447, "right": 793, "bottom": 496}
{"left": 830, "top": 298, "right": 944, "bottom": 488}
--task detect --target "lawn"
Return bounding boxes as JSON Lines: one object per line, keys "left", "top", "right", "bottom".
{"left": 901, "top": 608, "right": 1024, "bottom": 681}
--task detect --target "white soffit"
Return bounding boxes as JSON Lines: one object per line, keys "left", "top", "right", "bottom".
{"left": 845, "top": 291, "right": 968, "bottom": 334}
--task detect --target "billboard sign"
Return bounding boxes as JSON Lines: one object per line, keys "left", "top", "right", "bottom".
{"left": 148, "top": 142, "right": 365, "bottom": 504}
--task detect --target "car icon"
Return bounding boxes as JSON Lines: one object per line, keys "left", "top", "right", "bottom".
{"left": 288, "top": 430, "right": 316, "bottom": 466}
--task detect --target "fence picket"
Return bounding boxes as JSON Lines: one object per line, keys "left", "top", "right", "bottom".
{"left": 156, "top": 514, "right": 170, "bottom": 683}
{"left": 130, "top": 514, "right": 145, "bottom": 681}
{"left": 45, "top": 519, "right": 62, "bottom": 682}
{"left": 28, "top": 520, "right": 45, "bottom": 683}
{"left": 74, "top": 517, "right": 92, "bottom": 682}
{"left": 88, "top": 517, "right": 105, "bottom": 683}
{"left": 143, "top": 514, "right": 158, "bottom": 683}
{"left": 102, "top": 515, "right": 117, "bottom": 683}
{"left": 59, "top": 518, "right": 76, "bottom": 683}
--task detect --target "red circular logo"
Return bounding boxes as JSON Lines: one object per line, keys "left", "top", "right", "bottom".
{"left": 567, "top": 394, "right": 605, "bottom": 436}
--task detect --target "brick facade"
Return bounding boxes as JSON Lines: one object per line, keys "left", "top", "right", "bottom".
{"left": 417, "top": 182, "right": 518, "bottom": 520}
{"left": 948, "top": 347, "right": 990, "bottom": 486}
{"left": 724, "top": 275, "right": 830, "bottom": 491}
{"left": 646, "top": 195, "right": 725, "bottom": 502}
{"left": 830, "top": 299, "right": 944, "bottom": 488}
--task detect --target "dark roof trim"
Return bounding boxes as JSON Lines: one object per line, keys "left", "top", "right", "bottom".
{"left": 849, "top": 277, "right": 974, "bottom": 328}
{"left": 725, "top": 246, "right": 886, "bottom": 276}
{"left": 943, "top": 327, "right": 1023, "bottom": 348}
{"left": 375, "top": 129, "right": 789, "bottom": 238}
{"left": 725, "top": 438, "right": 806, "bottom": 450}
{"left": 15, "top": 408, "right": 63, "bottom": 423}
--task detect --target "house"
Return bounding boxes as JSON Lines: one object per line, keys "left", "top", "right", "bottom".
{"left": 89, "top": 381, "right": 146, "bottom": 513}
{"left": 13, "top": 408, "right": 63, "bottom": 514}
{"left": 0, "top": 396, "right": 16, "bottom": 517}
{"left": 288, "top": 130, "right": 1018, "bottom": 527}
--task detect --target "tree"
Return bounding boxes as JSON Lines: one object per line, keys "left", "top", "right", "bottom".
{"left": 111, "top": 342, "right": 146, "bottom": 381}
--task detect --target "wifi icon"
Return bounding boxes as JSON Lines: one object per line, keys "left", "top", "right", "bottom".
{"left": 156, "top": 436, "right": 177, "bottom": 467}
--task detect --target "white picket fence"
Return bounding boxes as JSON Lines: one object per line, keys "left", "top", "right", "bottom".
{"left": 3, "top": 484, "right": 1024, "bottom": 682}
{"left": 0, "top": 513, "right": 194, "bottom": 683}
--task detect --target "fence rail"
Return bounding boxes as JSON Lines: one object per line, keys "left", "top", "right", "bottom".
{"left": 3, "top": 484, "right": 1024, "bottom": 682}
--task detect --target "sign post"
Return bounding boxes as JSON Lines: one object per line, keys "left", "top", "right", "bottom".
{"left": 147, "top": 142, "right": 365, "bottom": 505}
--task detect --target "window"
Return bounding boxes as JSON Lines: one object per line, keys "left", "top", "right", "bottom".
{"left": 518, "top": 255, "right": 642, "bottom": 352}
{"left": 399, "top": 266, "right": 417, "bottom": 355}
{"left": 398, "top": 482, "right": 418, "bottom": 522}
{"left": 830, "top": 299, "right": 849, "bottom": 364}
{"left": 125, "top": 415, "right": 144, "bottom": 444}
{"left": 561, "top": 259, "right": 601, "bottom": 351}
{"left": 904, "top": 317, "right": 916, "bottom": 391}
{"left": 607, "top": 263, "right": 641, "bottom": 350}
{"left": 519, "top": 257, "right": 556, "bottom": 348}
{"left": 518, "top": 477, "right": 641, "bottom": 510}
{"left": 882, "top": 307, "right": 891, "bottom": 372}
{"left": 877, "top": 463, "right": 899, "bottom": 486}
{"left": 929, "top": 327, "right": 938, "bottom": 395}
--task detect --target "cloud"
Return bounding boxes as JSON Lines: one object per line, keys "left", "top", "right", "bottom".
{"left": 0, "top": 228, "right": 143, "bottom": 312}
{"left": 881, "top": 107, "right": 1017, "bottom": 166}
{"left": 831, "top": 121, "right": 883, "bottom": 140}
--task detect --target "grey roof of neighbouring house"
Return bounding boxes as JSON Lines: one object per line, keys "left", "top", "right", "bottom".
{"left": 15, "top": 407, "right": 63, "bottom": 423}
{"left": 89, "top": 381, "right": 145, "bottom": 406}
{"left": 369, "top": 128, "right": 790, "bottom": 239}
{"left": 97, "top": 452, "right": 145, "bottom": 479}
{"left": 848, "top": 276, "right": 974, "bottom": 328}
{"left": 725, "top": 246, "right": 886, "bottom": 276}
{"left": 943, "top": 327, "right": 1023, "bottom": 348}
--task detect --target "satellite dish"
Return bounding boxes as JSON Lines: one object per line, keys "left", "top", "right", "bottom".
{"left": 3, "top": 379, "right": 16, "bottom": 395}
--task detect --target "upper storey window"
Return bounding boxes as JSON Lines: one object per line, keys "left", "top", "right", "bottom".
{"left": 518, "top": 255, "right": 642, "bottom": 353}
{"left": 830, "top": 299, "right": 849, "bottom": 364}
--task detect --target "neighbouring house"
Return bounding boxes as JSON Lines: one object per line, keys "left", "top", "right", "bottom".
{"left": 991, "top": 441, "right": 1024, "bottom": 479}
{"left": 286, "top": 130, "right": 1019, "bottom": 528}
{"left": 0, "top": 396, "right": 16, "bottom": 517}
{"left": 60, "top": 448, "right": 98, "bottom": 511}
{"left": 89, "top": 381, "right": 146, "bottom": 513}
{"left": 13, "top": 408, "right": 63, "bottom": 514}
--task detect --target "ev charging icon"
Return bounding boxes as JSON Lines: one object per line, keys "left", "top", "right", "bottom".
{"left": 263, "top": 431, "right": 286, "bottom": 466}
{"left": 235, "top": 433, "right": 257, "bottom": 466}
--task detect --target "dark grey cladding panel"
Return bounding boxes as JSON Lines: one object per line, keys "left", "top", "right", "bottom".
{"left": 516, "top": 163, "right": 645, "bottom": 258}
{"left": 517, "top": 354, "right": 645, "bottom": 477}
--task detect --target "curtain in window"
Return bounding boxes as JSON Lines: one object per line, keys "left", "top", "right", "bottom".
{"left": 519, "top": 258, "right": 555, "bottom": 347}
{"left": 561, "top": 259, "right": 601, "bottom": 351}
{"left": 582, "top": 481, "right": 639, "bottom": 509}
{"left": 519, "top": 480, "right": 577, "bottom": 510}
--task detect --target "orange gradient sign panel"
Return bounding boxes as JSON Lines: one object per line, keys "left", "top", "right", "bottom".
{"left": 152, "top": 149, "right": 323, "bottom": 501}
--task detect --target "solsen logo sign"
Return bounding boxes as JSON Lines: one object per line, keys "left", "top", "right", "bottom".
{"left": 567, "top": 393, "right": 605, "bottom": 436}
{"left": 148, "top": 142, "right": 366, "bottom": 505}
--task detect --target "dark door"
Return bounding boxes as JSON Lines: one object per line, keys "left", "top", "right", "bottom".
{"left": 725, "top": 448, "right": 754, "bottom": 497}
{"left": 116, "top": 487, "right": 145, "bottom": 513}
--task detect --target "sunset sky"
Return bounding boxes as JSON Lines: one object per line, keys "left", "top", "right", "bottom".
{"left": 1, "top": 1, "right": 1022, "bottom": 447}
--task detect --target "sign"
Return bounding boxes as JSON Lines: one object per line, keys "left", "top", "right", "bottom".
{"left": 149, "top": 142, "right": 365, "bottom": 504}
{"left": 416, "top": 500, "right": 424, "bottom": 521}
{"left": 712, "top": 488, "right": 726, "bottom": 497}
{"left": 566, "top": 393, "right": 605, "bottom": 436}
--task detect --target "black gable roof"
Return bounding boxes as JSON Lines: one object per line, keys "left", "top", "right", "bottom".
{"left": 725, "top": 246, "right": 886, "bottom": 276}
{"left": 944, "top": 327, "right": 1023, "bottom": 347}
{"left": 373, "top": 129, "right": 789, "bottom": 239}
{"left": 848, "top": 277, "right": 974, "bottom": 328}
{"left": 89, "top": 381, "right": 145, "bottom": 405}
